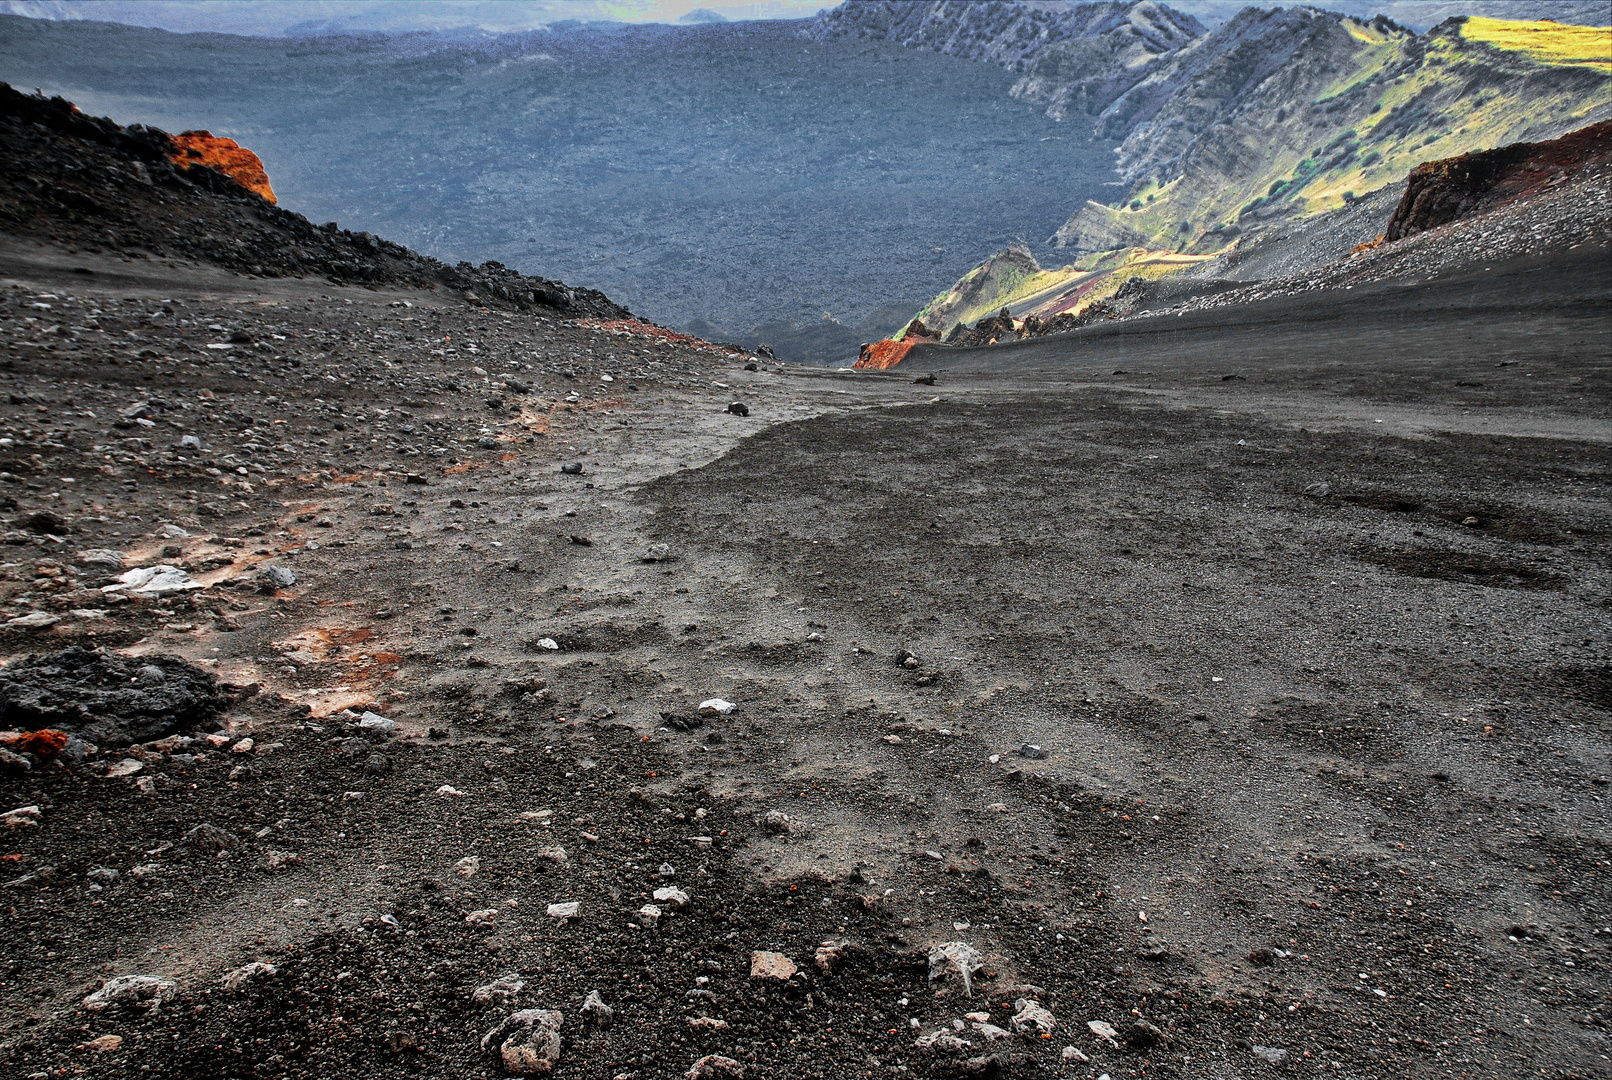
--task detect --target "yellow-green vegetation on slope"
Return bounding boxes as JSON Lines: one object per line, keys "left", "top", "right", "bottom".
{"left": 906, "top": 244, "right": 1213, "bottom": 337}
{"left": 1460, "top": 16, "right": 1612, "bottom": 73}
{"left": 1055, "top": 14, "right": 1612, "bottom": 256}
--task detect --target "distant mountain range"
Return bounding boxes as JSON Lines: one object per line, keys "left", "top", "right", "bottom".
{"left": 807, "top": 2, "right": 1611, "bottom": 339}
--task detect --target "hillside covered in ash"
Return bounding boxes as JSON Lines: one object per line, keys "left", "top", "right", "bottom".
{"left": 0, "top": 11, "right": 1111, "bottom": 363}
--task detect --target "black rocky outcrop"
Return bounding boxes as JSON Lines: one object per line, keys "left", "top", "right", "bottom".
{"left": 0, "top": 84, "right": 631, "bottom": 320}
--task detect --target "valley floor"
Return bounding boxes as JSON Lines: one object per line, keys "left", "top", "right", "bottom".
{"left": 0, "top": 235, "right": 1608, "bottom": 1079}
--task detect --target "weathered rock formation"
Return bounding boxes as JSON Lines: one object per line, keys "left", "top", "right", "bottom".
{"left": 169, "top": 130, "right": 276, "bottom": 204}
{"left": 1383, "top": 119, "right": 1612, "bottom": 241}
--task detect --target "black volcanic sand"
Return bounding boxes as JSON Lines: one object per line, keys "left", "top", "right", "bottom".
{"left": 0, "top": 239, "right": 1608, "bottom": 1079}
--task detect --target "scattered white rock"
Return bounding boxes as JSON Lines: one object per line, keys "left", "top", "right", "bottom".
{"left": 265, "top": 850, "right": 301, "bottom": 871}
{"left": 635, "top": 904, "right": 662, "bottom": 928}
{"left": 83, "top": 974, "right": 175, "bottom": 1013}
{"left": 814, "top": 941, "right": 845, "bottom": 972}
{"left": 1011, "top": 998, "right": 1056, "bottom": 1035}
{"left": 3, "top": 804, "right": 42, "bottom": 829}
{"left": 481, "top": 1008, "right": 563, "bottom": 1075}
{"left": 697, "top": 698, "right": 735, "bottom": 716}
{"left": 749, "top": 951, "right": 797, "bottom": 980}
{"left": 466, "top": 908, "right": 499, "bottom": 925}
{"left": 231, "top": 738, "right": 254, "bottom": 754}
{"left": 686, "top": 1055, "right": 745, "bottom": 1079}
{"left": 1253, "top": 1045, "right": 1292, "bottom": 1067}
{"left": 761, "top": 809, "right": 792, "bottom": 834}
{"left": 580, "top": 989, "right": 613, "bottom": 1026}
{"left": 1087, "top": 1019, "right": 1121, "bottom": 1046}
{"left": 688, "top": 1015, "right": 728, "bottom": 1030}
{"left": 220, "top": 961, "right": 277, "bottom": 992}
{"left": 915, "top": 1029, "right": 973, "bottom": 1053}
{"left": 436, "top": 785, "right": 468, "bottom": 797}
{"left": 927, "top": 941, "right": 984, "bottom": 996}
{"left": 473, "top": 973, "right": 527, "bottom": 1004}
{"left": 455, "top": 855, "right": 481, "bottom": 878}
{"left": 101, "top": 565, "right": 204, "bottom": 597}
{"left": 358, "top": 711, "right": 396, "bottom": 735}
{"left": 534, "top": 637, "right": 560, "bottom": 651}
{"left": 546, "top": 901, "right": 580, "bottom": 920}
{"left": 972, "top": 1022, "right": 1012, "bottom": 1041}
{"left": 5, "top": 611, "right": 59, "bottom": 629}
{"left": 80, "top": 1034, "right": 123, "bottom": 1053}
{"left": 1061, "top": 1045, "right": 1091, "bottom": 1063}
{"left": 537, "top": 846, "right": 568, "bottom": 864}
{"left": 653, "top": 886, "right": 690, "bottom": 908}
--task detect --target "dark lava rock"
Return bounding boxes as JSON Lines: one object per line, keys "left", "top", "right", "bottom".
{"left": 0, "top": 646, "right": 227, "bottom": 747}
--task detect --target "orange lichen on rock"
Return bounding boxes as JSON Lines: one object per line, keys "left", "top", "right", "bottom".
{"left": 16, "top": 729, "right": 68, "bottom": 759}
{"left": 169, "top": 130, "right": 276, "bottom": 203}
{"left": 855, "top": 339, "right": 918, "bottom": 370}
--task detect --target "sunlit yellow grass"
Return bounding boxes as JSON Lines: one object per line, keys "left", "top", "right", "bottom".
{"left": 1461, "top": 16, "right": 1612, "bottom": 72}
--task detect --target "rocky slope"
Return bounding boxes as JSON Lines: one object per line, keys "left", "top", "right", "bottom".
{"left": 167, "top": 130, "right": 278, "bottom": 205}
{"left": 0, "top": 84, "right": 630, "bottom": 321}
{"left": 806, "top": 0, "right": 1205, "bottom": 122}
{"left": 1057, "top": 12, "right": 1612, "bottom": 254}
{"left": 1382, "top": 117, "right": 1612, "bottom": 240}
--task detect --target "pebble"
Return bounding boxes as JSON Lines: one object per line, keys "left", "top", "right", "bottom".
{"left": 1011, "top": 998, "right": 1056, "bottom": 1035}
{"left": 653, "top": 886, "right": 690, "bottom": 908}
{"left": 473, "top": 972, "right": 527, "bottom": 1004}
{"left": 814, "top": 941, "right": 845, "bottom": 971}
{"left": 635, "top": 903, "right": 662, "bottom": 927}
{"left": 915, "top": 1029, "right": 973, "bottom": 1053}
{"left": 1061, "top": 1045, "right": 1091, "bottom": 1062}
{"left": 749, "top": 950, "right": 797, "bottom": 980}
{"left": 534, "top": 637, "right": 560, "bottom": 651}
{"left": 81, "top": 1034, "right": 123, "bottom": 1053}
{"left": 5, "top": 611, "right": 59, "bottom": 629}
{"left": 726, "top": 401, "right": 749, "bottom": 416}
{"left": 106, "top": 758, "right": 143, "bottom": 778}
{"left": 220, "top": 961, "right": 277, "bottom": 992}
{"left": 465, "top": 908, "right": 499, "bottom": 925}
{"left": 3, "top": 804, "right": 42, "bottom": 830}
{"left": 580, "top": 989, "right": 613, "bottom": 1026}
{"left": 762, "top": 809, "right": 792, "bottom": 834}
{"left": 82, "top": 974, "right": 176, "bottom": 1012}
{"left": 455, "top": 855, "right": 481, "bottom": 878}
{"left": 688, "top": 1015, "right": 728, "bottom": 1029}
{"left": 261, "top": 565, "right": 297, "bottom": 589}
{"left": 686, "top": 1054, "right": 745, "bottom": 1078}
{"left": 546, "top": 901, "right": 580, "bottom": 919}
{"left": 1252, "top": 1045, "right": 1292, "bottom": 1066}
{"left": 697, "top": 698, "right": 736, "bottom": 716}
{"left": 481, "top": 1008, "right": 563, "bottom": 1075}
{"left": 928, "top": 941, "right": 984, "bottom": 996}
{"left": 436, "top": 785, "right": 468, "bottom": 797}
{"left": 1018, "top": 743, "right": 1047, "bottom": 760}
{"left": 358, "top": 711, "right": 396, "bottom": 735}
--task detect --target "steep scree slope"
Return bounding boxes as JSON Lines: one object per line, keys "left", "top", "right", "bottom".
{"left": 806, "top": 0, "right": 1205, "bottom": 121}
{"left": 0, "top": 85, "right": 628, "bottom": 321}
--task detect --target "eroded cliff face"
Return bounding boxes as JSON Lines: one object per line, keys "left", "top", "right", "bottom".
{"left": 169, "top": 130, "right": 276, "bottom": 204}
{"left": 1384, "top": 118, "right": 1612, "bottom": 240}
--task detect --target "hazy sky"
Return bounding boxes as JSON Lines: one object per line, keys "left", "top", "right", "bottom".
{"left": 2, "top": 0, "right": 1604, "bottom": 37}
{"left": 0, "top": 1, "right": 832, "bottom": 35}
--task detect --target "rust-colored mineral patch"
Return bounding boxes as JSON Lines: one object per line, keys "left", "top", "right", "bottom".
{"left": 169, "top": 130, "right": 276, "bottom": 203}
